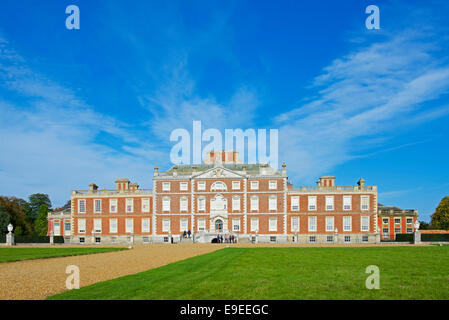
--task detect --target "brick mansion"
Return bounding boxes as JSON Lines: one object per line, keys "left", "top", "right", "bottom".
{"left": 48, "top": 151, "right": 418, "bottom": 244}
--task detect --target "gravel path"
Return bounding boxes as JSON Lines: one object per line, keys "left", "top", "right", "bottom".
{"left": 0, "top": 244, "right": 221, "bottom": 300}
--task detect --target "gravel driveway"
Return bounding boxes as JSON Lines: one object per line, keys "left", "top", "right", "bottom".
{"left": 0, "top": 244, "right": 221, "bottom": 300}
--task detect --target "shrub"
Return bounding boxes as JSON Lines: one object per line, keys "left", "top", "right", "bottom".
{"left": 395, "top": 234, "right": 413, "bottom": 242}
{"left": 421, "top": 233, "right": 449, "bottom": 242}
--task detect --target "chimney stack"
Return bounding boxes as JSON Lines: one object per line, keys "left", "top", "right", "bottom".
{"left": 154, "top": 167, "right": 159, "bottom": 177}
{"left": 318, "top": 176, "right": 335, "bottom": 188}
{"left": 89, "top": 183, "right": 98, "bottom": 193}
{"left": 260, "top": 163, "right": 268, "bottom": 175}
{"left": 130, "top": 182, "right": 139, "bottom": 192}
{"left": 173, "top": 165, "right": 178, "bottom": 177}
{"left": 357, "top": 178, "right": 365, "bottom": 189}
{"left": 115, "top": 179, "right": 130, "bottom": 192}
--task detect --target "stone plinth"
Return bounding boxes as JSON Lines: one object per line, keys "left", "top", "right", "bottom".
{"left": 414, "top": 231, "right": 421, "bottom": 244}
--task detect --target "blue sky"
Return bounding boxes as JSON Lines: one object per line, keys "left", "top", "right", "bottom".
{"left": 0, "top": 0, "right": 448, "bottom": 222}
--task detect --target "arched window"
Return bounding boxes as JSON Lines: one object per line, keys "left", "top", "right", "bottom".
{"left": 211, "top": 181, "right": 227, "bottom": 191}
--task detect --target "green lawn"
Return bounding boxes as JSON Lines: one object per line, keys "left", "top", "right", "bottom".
{"left": 48, "top": 246, "right": 449, "bottom": 300}
{"left": 0, "top": 247, "right": 126, "bottom": 263}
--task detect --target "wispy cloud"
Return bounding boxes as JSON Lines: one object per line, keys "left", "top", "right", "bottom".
{"left": 0, "top": 40, "right": 165, "bottom": 205}
{"left": 276, "top": 31, "right": 449, "bottom": 181}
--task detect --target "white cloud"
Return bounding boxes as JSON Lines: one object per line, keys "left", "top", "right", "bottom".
{"left": 276, "top": 32, "right": 449, "bottom": 182}
{"left": 0, "top": 41, "right": 165, "bottom": 206}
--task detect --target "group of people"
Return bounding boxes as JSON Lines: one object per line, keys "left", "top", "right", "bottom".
{"left": 216, "top": 233, "right": 237, "bottom": 243}
{"left": 182, "top": 230, "right": 192, "bottom": 238}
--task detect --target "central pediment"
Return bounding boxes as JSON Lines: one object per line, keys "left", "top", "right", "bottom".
{"left": 193, "top": 166, "right": 244, "bottom": 179}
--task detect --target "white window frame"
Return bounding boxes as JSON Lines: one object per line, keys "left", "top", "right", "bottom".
{"left": 291, "top": 196, "right": 299, "bottom": 211}
{"left": 291, "top": 217, "right": 299, "bottom": 232}
{"left": 197, "top": 197, "right": 206, "bottom": 211}
{"left": 325, "top": 196, "right": 334, "bottom": 211}
{"left": 269, "top": 218, "right": 278, "bottom": 232}
{"left": 232, "top": 181, "right": 241, "bottom": 190}
{"left": 343, "top": 216, "right": 352, "bottom": 232}
{"left": 343, "top": 196, "right": 352, "bottom": 211}
{"left": 162, "top": 197, "right": 170, "bottom": 212}
{"left": 382, "top": 218, "right": 389, "bottom": 225}
{"left": 394, "top": 217, "right": 401, "bottom": 225}
{"left": 180, "top": 182, "right": 188, "bottom": 191}
{"left": 162, "top": 182, "right": 171, "bottom": 191}
{"left": 269, "top": 180, "right": 277, "bottom": 190}
{"left": 211, "top": 181, "right": 227, "bottom": 191}
{"left": 269, "top": 196, "right": 277, "bottom": 211}
{"left": 361, "top": 195, "right": 369, "bottom": 211}
{"left": 142, "top": 198, "right": 150, "bottom": 213}
{"left": 180, "top": 218, "right": 188, "bottom": 232}
{"left": 197, "top": 181, "right": 206, "bottom": 191}
{"left": 406, "top": 217, "right": 413, "bottom": 224}
{"left": 180, "top": 197, "right": 188, "bottom": 212}
{"left": 197, "top": 218, "right": 205, "bottom": 231}
{"left": 126, "top": 198, "right": 134, "bottom": 213}
{"left": 325, "top": 216, "right": 334, "bottom": 232}
{"left": 126, "top": 218, "right": 134, "bottom": 233}
{"left": 109, "top": 198, "right": 118, "bottom": 213}
{"left": 94, "top": 199, "right": 102, "bottom": 213}
{"left": 232, "top": 196, "right": 240, "bottom": 212}
{"left": 78, "top": 199, "right": 86, "bottom": 214}
{"left": 77, "top": 218, "right": 86, "bottom": 233}
{"left": 308, "top": 216, "right": 317, "bottom": 232}
{"left": 308, "top": 196, "right": 317, "bottom": 211}
{"left": 250, "top": 181, "right": 259, "bottom": 190}
{"left": 109, "top": 218, "right": 118, "bottom": 234}
{"left": 94, "top": 219, "right": 102, "bottom": 233}
{"left": 361, "top": 216, "right": 370, "bottom": 232}
{"left": 250, "top": 196, "right": 259, "bottom": 211}
{"left": 162, "top": 219, "right": 170, "bottom": 233}
{"left": 232, "top": 218, "right": 240, "bottom": 232}
{"left": 250, "top": 218, "right": 259, "bottom": 232}
{"left": 142, "top": 218, "right": 150, "bottom": 233}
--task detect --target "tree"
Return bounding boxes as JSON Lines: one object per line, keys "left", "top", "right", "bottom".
{"left": 0, "top": 197, "right": 33, "bottom": 236}
{"left": 0, "top": 204, "right": 11, "bottom": 236}
{"left": 28, "top": 194, "right": 51, "bottom": 221}
{"left": 16, "top": 198, "right": 33, "bottom": 227}
{"left": 34, "top": 204, "right": 49, "bottom": 236}
{"left": 418, "top": 221, "right": 431, "bottom": 230}
{"left": 431, "top": 196, "right": 449, "bottom": 230}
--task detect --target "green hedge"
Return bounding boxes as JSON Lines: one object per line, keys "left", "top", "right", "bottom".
{"left": 395, "top": 233, "right": 449, "bottom": 242}
{"left": 0, "top": 235, "right": 65, "bottom": 244}
{"left": 421, "top": 233, "right": 449, "bottom": 242}
{"left": 395, "top": 234, "right": 414, "bottom": 242}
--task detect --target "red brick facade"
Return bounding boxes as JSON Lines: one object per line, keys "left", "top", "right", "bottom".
{"left": 48, "top": 153, "right": 417, "bottom": 244}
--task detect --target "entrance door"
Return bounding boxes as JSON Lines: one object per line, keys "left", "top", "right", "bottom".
{"left": 215, "top": 219, "right": 223, "bottom": 232}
